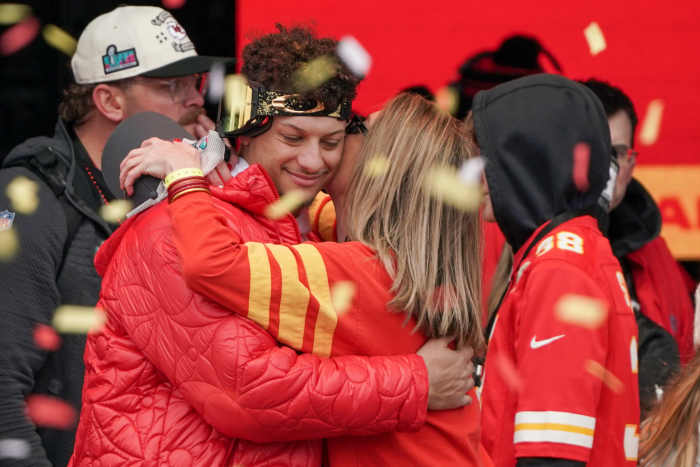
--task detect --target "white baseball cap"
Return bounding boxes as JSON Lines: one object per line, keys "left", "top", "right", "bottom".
{"left": 71, "top": 5, "right": 233, "bottom": 84}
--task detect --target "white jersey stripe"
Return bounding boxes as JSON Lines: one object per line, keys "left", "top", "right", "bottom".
{"left": 515, "top": 411, "right": 596, "bottom": 430}
{"left": 514, "top": 429, "right": 593, "bottom": 449}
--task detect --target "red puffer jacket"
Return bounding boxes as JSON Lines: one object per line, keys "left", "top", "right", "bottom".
{"left": 69, "top": 165, "right": 429, "bottom": 467}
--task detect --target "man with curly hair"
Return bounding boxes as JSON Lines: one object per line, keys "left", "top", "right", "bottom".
{"left": 0, "top": 6, "right": 230, "bottom": 466}
{"left": 70, "top": 25, "right": 475, "bottom": 466}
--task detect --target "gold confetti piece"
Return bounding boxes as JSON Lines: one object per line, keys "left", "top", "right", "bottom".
{"left": 331, "top": 281, "right": 356, "bottom": 315}
{"left": 555, "top": 294, "right": 608, "bottom": 330}
{"left": 42, "top": 24, "right": 76, "bottom": 56}
{"left": 293, "top": 55, "right": 338, "bottom": 92}
{"left": 6, "top": 175, "right": 39, "bottom": 214}
{"left": 585, "top": 359, "right": 623, "bottom": 393}
{"left": 264, "top": 190, "right": 308, "bottom": 220}
{"left": 223, "top": 74, "right": 249, "bottom": 113}
{"left": 99, "top": 200, "right": 133, "bottom": 224}
{"left": 639, "top": 99, "right": 664, "bottom": 146}
{"left": 0, "top": 228, "right": 19, "bottom": 261}
{"left": 424, "top": 166, "right": 482, "bottom": 211}
{"left": 0, "top": 3, "right": 31, "bottom": 25}
{"left": 363, "top": 154, "right": 389, "bottom": 177}
{"left": 435, "top": 86, "right": 459, "bottom": 116}
{"left": 584, "top": 21, "right": 606, "bottom": 56}
{"left": 53, "top": 306, "right": 105, "bottom": 334}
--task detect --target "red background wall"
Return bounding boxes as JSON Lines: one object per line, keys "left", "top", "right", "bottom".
{"left": 237, "top": 0, "right": 700, "bottom": 257}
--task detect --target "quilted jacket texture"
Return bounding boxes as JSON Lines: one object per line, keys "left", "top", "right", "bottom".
{"left": 69, "top": 165, "right": 428, "bottom": 467}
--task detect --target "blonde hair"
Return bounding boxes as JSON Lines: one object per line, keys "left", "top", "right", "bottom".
{"left": 639, "top": 353, "right": 700, "bottom": 466}
{"left": 345, "top": 93, "right": 483, "bottom": 350}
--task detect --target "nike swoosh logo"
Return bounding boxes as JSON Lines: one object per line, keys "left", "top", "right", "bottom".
{"left": 530, "top": 334, "right": 566, "bottom": 349}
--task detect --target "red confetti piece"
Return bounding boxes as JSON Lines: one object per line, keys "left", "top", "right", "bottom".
{"left": 493, "top": 355, "right": 522, "bottom": 393}
{"left": 25, "top": 395, "right": 77, "bottom": 429}
{"left": 33, "top": 324, "right": 61, "bottom": 351}
{"left": 0, "top": 15, "right": 40, "bottom": 56}
{"left": 573, "top": 142, "right": 590, "bottom": 191}
{"left": 162, "top": 0, "right": 187, "bottom": 9}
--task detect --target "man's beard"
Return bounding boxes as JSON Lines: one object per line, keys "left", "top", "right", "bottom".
{"left": 179, "top": 108, "right": 205, "bottom": 127}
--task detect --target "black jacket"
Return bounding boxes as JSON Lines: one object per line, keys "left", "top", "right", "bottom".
{"left": 610, "top": 179, "right": 680, "bottom": 418}
{"left": 0, "top": 120, "right": 113, "bottom": 467}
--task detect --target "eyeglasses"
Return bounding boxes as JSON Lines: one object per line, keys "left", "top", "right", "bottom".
{"left": 612, "top": 144, "right": 638, "bottom": 164}
{"left": 132, "top": 73, "right": 207, "bottom": 103}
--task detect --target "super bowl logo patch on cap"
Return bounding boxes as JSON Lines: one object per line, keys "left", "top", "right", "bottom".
{"left": 0, "top": 210, "right": 15, "bottom": 231}
{"left": 102, "top": 44, "right": 139, "bottom": 75}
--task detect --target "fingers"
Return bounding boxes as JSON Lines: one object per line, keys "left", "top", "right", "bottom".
{"left": 197, "top": 113, "right": 216, "bottom": 131}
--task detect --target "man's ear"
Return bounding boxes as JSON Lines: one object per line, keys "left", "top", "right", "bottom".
{"left": 92, "top": 83, "right": 128, "bottom": 123}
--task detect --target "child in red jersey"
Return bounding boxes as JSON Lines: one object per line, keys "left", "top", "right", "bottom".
{"left": 473, "top": 74, "right": 640, "bottom": 466}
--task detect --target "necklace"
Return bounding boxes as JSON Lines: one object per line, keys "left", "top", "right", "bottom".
{"left": 83, "top": 165, "right": 110, "bottom": 205}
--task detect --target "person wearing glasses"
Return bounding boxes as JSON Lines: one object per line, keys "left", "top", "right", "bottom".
{"left": 0, "top": 6, "right": 230, "bottom": 466}
{"left": 583, "top": 79, "right": 694, "bottom": 417}
{"left": 69, "top": 26, "right": 475, "bottom": 466}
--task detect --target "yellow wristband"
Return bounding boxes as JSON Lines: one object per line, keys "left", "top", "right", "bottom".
{"left": 164, "top": 168, "right": 204, "bottom": 188}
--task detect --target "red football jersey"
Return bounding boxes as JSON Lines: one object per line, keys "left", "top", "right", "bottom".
{"left": 480, "top": 216, "right": 640, "bottom": 466}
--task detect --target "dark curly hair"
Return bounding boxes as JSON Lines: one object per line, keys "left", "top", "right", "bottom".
{"left": 581, "top": 78, "right": 638, "bottom": 144}
{"left": 241, "top": 25, "right": 360, "bottom": 112}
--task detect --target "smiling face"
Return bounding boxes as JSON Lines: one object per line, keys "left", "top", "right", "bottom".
{"left": 240, "top": 116, "right": 346, "bottom": 200}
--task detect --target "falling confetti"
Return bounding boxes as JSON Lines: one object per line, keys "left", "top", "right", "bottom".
{"left": 0, "top": 438, "right": 30, "bottom": 460}
{"left": 293, "top": 55, "right": 338, "bottom": 92}
{"left": 457, "top": 156, "right": 485, "bottom": 184}
{"left": 555, "top": 294, "right": 608, "bottom": 329}
{"left": 584, "top": 21, "right": 606, "bottom": 55}
{"left": 572, "top": 143, "right": 591, "bottom": 191}
{"left": 33, "top": 324, "right": 61, "bottom": 351}
{"left": 52, "top": 306, "right": 105, "bottom": 334}
{"left": 162, "top": 0, "right": 187, "bottom": 8}
{"left": 6, "top": 175, "right": 39, "bottom": 214}
{"left": 25, "top": 395, "right": 77, "bottom": 429}
{"left": 223, "top": 74, "right": 249, "bottom": 113}
{"left": 206, "top": 61, "right": 225, "bottom": 104}
{"left": 331, "top": 281, "right": 356, "bottom": 315}
{"left": 0, "top": 228, "right": 19, "bottom": 261}
{"left": 363, "top": 154, "right": 389, "bottom": 177}
{"left": 0, "top": 4, "right": 31, "bottom": 25}
{"left": 492, "top": 354, "right": 522, "bottom": 392}
{"left": 424, "top": 165, "right": 482, "bottom": 211}
{"left": 42, "top": 24, "right": 76, "bottom": 56}
{"left": 265, "top": 190, "right": 308, "bottom": 220}
{"left": 585, "top": 359, "right": 623, "bottom": 393}
{"left": 336, "top": 35, "right": 371, "bottom": 77}
{"left": 0, "top": 15, "right": 39, "bottom": 55}
{"left": 639, "top": 99, "right": 664, "bottom": 146}
{"left": 99, "top": 200, "right": 133, "bottom": 224}
{"left": 435, "top": 86, "right": 459, "bottom": 116}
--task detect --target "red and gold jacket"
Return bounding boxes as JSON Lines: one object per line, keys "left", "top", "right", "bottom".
{"left": 69, "top": 165, "right": 429, "bottom": 467}
{"left": 167, "top": 189, "right": 489, "bottom": 466}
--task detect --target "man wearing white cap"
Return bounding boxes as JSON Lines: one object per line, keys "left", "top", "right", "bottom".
{"left": 0, "top": 6, "right": 231, "bottom": 466}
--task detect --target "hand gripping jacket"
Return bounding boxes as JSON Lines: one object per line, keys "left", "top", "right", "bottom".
{"left": 68, "top": 165, "right": 428, "bottom": 466}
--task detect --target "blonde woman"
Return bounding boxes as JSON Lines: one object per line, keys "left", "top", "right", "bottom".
{"left": 122, "top": 93, "right": 490, "bottom": 465}
{"left": 639, "top": 352, "right": 700, "bottom": 466}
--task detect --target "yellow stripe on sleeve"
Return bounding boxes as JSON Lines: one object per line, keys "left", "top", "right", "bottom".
{"left": 514, "top": 423, "right": 594, "bottom": 436}
{"left": 246, "top": 242, "right": 272, "bottom": 329}
{"left": 266, "top": 244, "right": 310, "bottom": 349}
{"left": 292, "top": 244, "right": 337, "bottom": 357}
